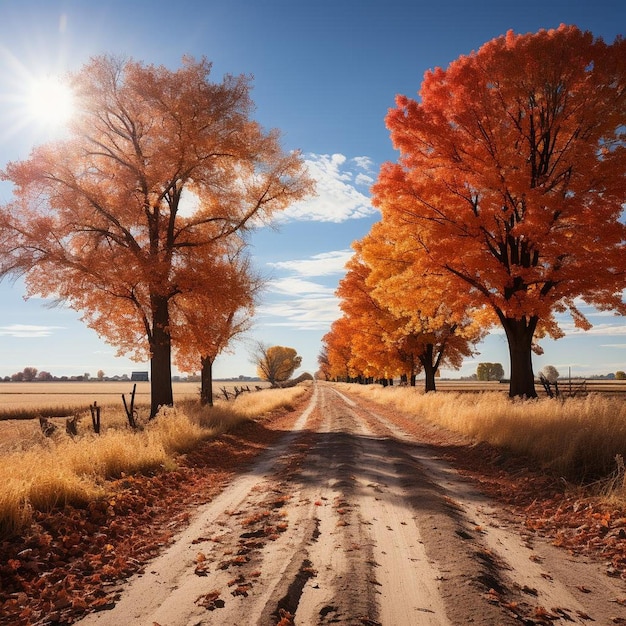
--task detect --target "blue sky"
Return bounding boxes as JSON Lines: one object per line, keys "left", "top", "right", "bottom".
{"left": 0, "top": 0, "right": 624, "bottom": 380}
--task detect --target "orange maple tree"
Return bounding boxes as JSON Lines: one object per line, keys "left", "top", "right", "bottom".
{"left": 0, "top": 56, "right": 313, "bottom": 416}
{"left": 335, "top": 241, "right": 483, "bottom": 391}
{"left": 373, "top": 26, "right": 626, "bottom": 397}
{"left": 359, "top": 225, "right": 486, "bottom": 390}
{"left": 321, "top": 317, "right": 360, "bottom": 382}
{"left": 316, "top": 346, "right": 332, "bottom": 380}
{"left": 172, "top": 243, "right": 261, "bottom": 406}
{"left": 334, "top": 252, "right": 414, "bottom": 383}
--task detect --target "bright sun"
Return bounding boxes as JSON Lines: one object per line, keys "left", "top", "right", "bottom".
{"left": 25, "top": 75, "right": 75, "bottom": 129}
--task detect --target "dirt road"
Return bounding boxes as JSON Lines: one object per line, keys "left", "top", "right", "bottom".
{"left": 77, "top": 382, "right": 626, "bottom": 625}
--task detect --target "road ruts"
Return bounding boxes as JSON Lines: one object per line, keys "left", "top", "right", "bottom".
{"left": 78, "top": 382, "right": 625, "bottom": 625}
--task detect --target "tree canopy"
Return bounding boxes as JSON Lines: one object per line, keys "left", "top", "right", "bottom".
{"left": 321, "top": 318, "right": 355, "bottom": 382}
{"left": 0, "top": 56, "right": 313, "bottom": 416}
{"left": 357, "top": 222, "right": 486, "bottom": 390}
{"left": 254, "top": 344, "right": 302, "bottom": 386}
{"left": 322, "top": 232, "right": 484, "bottom": 390}
{"left": 372, "top": 25, "right": 626, "bottom": 397}
{"left": 476, "top": 363, "right": 505, "bottom": 382}
{"left": 172, "top": 243, "right": 261, "bottom": 406}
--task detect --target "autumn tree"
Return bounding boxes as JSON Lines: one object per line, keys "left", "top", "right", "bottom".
{"left": 373, "top": 26, "right": 626, "bottom": 398}
{"left": 21, "top": 367, "right": 38, "bottom": 382}
{"left": 358, "top": 221, "right": 486, "bottom": 390}
{"left": 338, "top": 238, "right": 484, "bottom": 391}
{"left": 336, "top": 252, "right": 415, "bottom": 384}
{"left": 173, "top": 244, "right": 261, "bottom": 406}
{"left": 316, "top": 347, "right": 332, "bottom": 381}
{"left": 0, "top": 56, "right": 313, "bottom": 417}
{"left": 254, "top": 343, "right": 302, "bottom": 386}
{"left": 321, "top": 318, "right": 357, "bottom": 382}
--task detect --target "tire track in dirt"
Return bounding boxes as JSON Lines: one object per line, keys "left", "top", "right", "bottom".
{"left": 77, "top": 386, "right": 321, "bottom": 626}
{"left": 77, "top": 382, "right": 626, "bottom": 625}
{"left": 334, "top": 386, "right": 626, "bottom": 625}
{"left": 293, "top": 385, "right": 452, "bottom": 625}
{"left": 316, "top": 386, "right": 512, "bottom": 626}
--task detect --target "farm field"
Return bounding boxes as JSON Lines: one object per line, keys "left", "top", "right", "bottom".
{"left": 0, "top": 380, "right": 271, "bottom": 453}
{"left": 0, "top": 380, "right": 270, "bottom": 413}
{"left": 435, "top": 378, "right": 626, "bottom": 394}
{"left": 0, "top": 381, "right": 191, "bottom": 411}
{"left": 0, "top": 377, "right": 622, "bottom": 409}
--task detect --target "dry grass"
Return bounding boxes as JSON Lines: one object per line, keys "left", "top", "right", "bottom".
{"left": 0, "top": 384, "right": 308, "bottom": 538}
{"left": 0, "top": 482, "right": 31, "bottom": 538}
{"left": 338, "top": 383, "right": 626, "bottom": 485}
{"left": 182, "top": 384, "right": 308, "bottom": 430}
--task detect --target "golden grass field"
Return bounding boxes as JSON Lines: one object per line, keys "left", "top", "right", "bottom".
{"left": 0, "top": 381, "right": 271, "bottom": 450}
{"left": 432, "top": 378, "right": 626, "bottom": 395}
{"left": 0, "top": 382, "right": 306, "bottom": 537}
{"left": 0, "top": 379, "right": 621, "bottom": 413}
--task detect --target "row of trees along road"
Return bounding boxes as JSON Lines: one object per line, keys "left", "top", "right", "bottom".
{"left": 321, "top": 26, "right": 625, "bottom": 397}
{"left": 0, "top": 57, "right": 314, "bottom": 416}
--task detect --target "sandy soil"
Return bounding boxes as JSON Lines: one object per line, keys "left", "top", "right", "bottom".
{"left": 75, "top": 382, "right": 626, "bottom": 625}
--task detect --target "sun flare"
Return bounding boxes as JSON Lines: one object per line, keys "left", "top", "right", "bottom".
{"left": 25, "top": 74, "right": 75, "bottom": 129}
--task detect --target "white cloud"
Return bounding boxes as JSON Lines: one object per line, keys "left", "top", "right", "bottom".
{"left": 282, "top": 153, "right": 378, "bottom": 223}
{"left": 561, "top": 322, "right": 626, "bottom": 336}
{"left": 258, "top": 297, "right": 340, "bottom": 330}
{"left": 258, "top": 248, "right": 352, "bottom": 330}
{"left": 599, "top": 343, "right": 626, "bottom": 349}
{"left": 178, "top": 188, "right": 201, "bottom": 217}
{"left": 160, "top": 152, "right": 378, "bottom": 224}
{"left": 268, "top": 277, "right": 335, "bottom": 296}
{"left": 268, "top": 250, "right": 352, "bottom": 277}
{"left": 0, "top": 324, "right": 62, "bottom": 337}
{"left": 355, "top": 172, "right": 374, "bottom": 186}
{"left": 352, "top": 156, "right": 374, "bottom": 171}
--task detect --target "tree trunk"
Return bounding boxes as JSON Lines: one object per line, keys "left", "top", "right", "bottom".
{"left": 420, "top": 344, "right": 437, "bottom": 393}
{"left": 200, "top": 356, "right": 214, "bottom": 406}
{"left": 149, "top": 295, "right": 174, "bottom": 418}
{"left": 424, "top": 366, "right": 436, "bottom": 392}
{"left": 501, "top": 316, "right": 538, "bottom": 398}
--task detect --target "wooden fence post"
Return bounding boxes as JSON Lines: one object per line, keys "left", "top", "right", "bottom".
{"left": 122, "top": 384, "right": 138, "bottom": 429}
{"left": 90, "top": 401, "right": 101, "bottom": 434}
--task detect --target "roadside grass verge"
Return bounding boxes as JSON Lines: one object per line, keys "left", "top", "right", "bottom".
{"left": 338, "top": 384, "right": 626, "bottom": 489}
{"left": 0, "top": 385, "right": 309, "bottom": 538}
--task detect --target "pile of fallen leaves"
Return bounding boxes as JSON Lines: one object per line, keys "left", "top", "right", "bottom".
{"left": 0, "top": 401, "right": 305, "bottom": 626}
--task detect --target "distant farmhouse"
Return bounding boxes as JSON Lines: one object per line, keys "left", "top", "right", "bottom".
{"left": 131, "top": 371, "right": 149, "bottom": 382}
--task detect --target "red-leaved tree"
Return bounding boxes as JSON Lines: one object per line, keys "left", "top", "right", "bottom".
{"left": 373, "top": 26, "right": 626, "bottom": 397}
